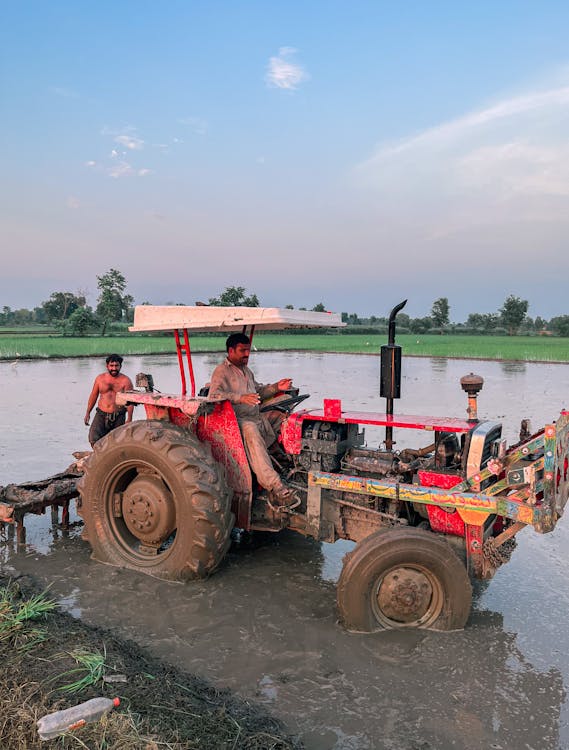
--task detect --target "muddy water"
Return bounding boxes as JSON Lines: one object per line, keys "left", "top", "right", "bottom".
{"left": 2, "top": 353, "right": 569, "bottom": 749}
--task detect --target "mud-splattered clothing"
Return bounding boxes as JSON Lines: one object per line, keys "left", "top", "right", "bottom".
{"left": 208, "top": 359, "right": 279, "bottom": 421}
{"left": 88, "top": 407, "right": 127, "bottom": 446}
{"left": 208, "top": 359, "right": 284, "bottom": 491}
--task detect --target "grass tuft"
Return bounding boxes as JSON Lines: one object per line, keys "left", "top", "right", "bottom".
{"left": 49, "top": 647, "right": 108, "bottom": 693}
{"left": 0, "top": 584, "right": 55, "bottom": 647}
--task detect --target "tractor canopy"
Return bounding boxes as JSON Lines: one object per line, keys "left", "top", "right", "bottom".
{"left": 127, "top": 305, "right": 345, "bottom": 399}
{"left": 129, "top": 305, "right": 345, "bottom": 333}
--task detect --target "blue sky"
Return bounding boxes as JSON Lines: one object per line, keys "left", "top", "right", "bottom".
{"left": 2, "top": 1, "right": 569, "bottom": 320}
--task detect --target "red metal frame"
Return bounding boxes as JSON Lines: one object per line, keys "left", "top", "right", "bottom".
{"left": 173, "top": 329, "right": 196, "bottom": 397}
{"left": 197, "top": 402, "right": 253, "bottom": 529}
{"left": 280, "top": 408, "right": 472, "bottom": 455}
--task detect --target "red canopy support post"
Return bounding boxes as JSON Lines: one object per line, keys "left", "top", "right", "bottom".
{"left": 173, "top": 330, "right": 187, "bottom": 395}
{"left": 183, "top": 328, "right": 196, "bottom": 398}
{"left": 173, "top": 329, "right": 195, "bottom": 397}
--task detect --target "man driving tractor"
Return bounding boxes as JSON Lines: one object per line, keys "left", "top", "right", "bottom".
{"left": 208, "top": 333, "right": 298, "bottom": 508}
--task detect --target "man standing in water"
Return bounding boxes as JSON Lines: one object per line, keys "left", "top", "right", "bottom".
{"left": 84, "top": 354, "right": 134, "bottom": 446}
{"left": 208, "top": 333, "right": 298, "bottom": 508}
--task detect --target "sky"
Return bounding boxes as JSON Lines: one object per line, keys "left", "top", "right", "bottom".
{"left": 2, "top": 1, "right": 569, "bottom": 321}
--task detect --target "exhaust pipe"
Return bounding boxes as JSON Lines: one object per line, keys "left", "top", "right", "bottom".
{"left": 381, "top": 300, "right": 407, "bottom": 450}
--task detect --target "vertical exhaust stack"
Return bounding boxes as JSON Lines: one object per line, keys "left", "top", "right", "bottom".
{"left": 380, "top": 300, "right": 407, "bottom": 450}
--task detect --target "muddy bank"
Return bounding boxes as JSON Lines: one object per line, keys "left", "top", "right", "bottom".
{"left": 0, "top": 572, "right": 301, "bottom": 749}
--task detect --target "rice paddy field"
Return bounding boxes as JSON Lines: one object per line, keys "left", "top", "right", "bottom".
{"left": 0, "top": 332, "right": 568, "bottom": 362}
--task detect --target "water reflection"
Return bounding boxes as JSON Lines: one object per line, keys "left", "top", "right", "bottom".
{"left": 500, "top": 360, "right": 527, "bottom": 375}
{"left": 429, "top": 356, "right": 448, "bottom": 373}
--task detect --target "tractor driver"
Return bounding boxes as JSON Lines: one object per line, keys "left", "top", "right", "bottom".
{"left": 208, "top": 333, "right": 297, "bottom": 507}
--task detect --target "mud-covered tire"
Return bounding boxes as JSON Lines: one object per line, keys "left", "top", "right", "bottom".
{"left": 337, "top": 527, "right": 472, "bottom": 632}
{"left": 77, "top": 420, "right": 234, "bottom": 581}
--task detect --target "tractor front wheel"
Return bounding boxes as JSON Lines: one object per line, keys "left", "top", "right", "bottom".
{"left": 337, "top": 528, "right": 471, "bottom": 632}
{"left": 78, "top": 420, "right": 233, "bottom": 580}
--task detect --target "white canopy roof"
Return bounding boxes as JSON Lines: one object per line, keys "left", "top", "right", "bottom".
{"left": 130, "top": 305, "right": 345, "bottom": 332}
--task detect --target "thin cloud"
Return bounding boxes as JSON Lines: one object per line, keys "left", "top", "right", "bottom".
{"left": 177, "top": 116, "right": 207, "bottom": 135}
{"left": 86, "top": 127, "right": 151, "bottom": 178}
{"left": 86, "top": 157, "right": 150, "bottom": 179}
{"left": 358, "top": 82, "right": 569, "bottom": 207}
{"left": 352, "top": 79, "right": 569, "bottom": 267}
{"left": 106, "top": 160, "right": 151, "bottom": 179}
{"left": 457, "top": 141, "right": 569, "bottom": 198}
{"left": 366, "top": 85, "right": 569, "bottom": 162}
{"left": 265, "top": 47, "right": 309, "bottom": 90}
{"left": 114, "top": 134, "right": 144, "bottom": 150}
{"left": 66, "top": 196, "right": 80, "bottom": 209}
{"left": 107, "top": 160, "right": 134, "bottom": 179}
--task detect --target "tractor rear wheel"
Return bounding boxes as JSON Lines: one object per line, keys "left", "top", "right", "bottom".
{"left": 337, "top": 527, "right": 471, "bottom": 632}
{"left": 78, "top": 420, "right": 233, "bottom": 580}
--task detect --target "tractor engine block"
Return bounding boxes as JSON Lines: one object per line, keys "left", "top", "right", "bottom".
{"left": 295, "top": 420, "right": 364, "bottom": 473}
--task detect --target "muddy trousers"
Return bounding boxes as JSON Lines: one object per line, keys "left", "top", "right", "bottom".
{"left": 240, "top": 416, "right": 284, "bottom": 492}
{"left": 88, "top": 408, "right": 126, "bottom": 446}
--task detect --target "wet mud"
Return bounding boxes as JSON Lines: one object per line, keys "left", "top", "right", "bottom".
{"left": 0, "top": 572, "right": 299, "bottom": 749}
{"left": 2, "top": 353, "right": 569, "bottom": 749}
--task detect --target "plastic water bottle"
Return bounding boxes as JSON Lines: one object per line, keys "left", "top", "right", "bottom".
{"left": 37, "top": 697, "right": 120, "bottom": 740}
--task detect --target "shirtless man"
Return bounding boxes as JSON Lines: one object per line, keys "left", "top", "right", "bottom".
{"left": 84, "top": 354, "right": 134, "bottom": 446}
{"left": 208, "top": 333, "right": 297, "bottom": 506}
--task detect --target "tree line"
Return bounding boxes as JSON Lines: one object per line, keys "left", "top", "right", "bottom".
{"left": 0, "top": 269, "right": 133, "bottom": 335}
{"left": 2, "top": 278, "right": 569, "bottom": 337}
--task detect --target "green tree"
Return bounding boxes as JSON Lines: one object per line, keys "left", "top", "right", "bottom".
{"left": 410, "top": 316, "right": 433, "bottom": 334}
{"left": 13, "top": 308, "right": 34, "bottom": 324}
{"left": 549, "top": 316, "right": 569, "bottom": 337}
{"left": 285, "top": 304, "right": 294, "bottom": 309}
{"left": 466, "top": 312, "right": 499, "bottom": 332}
{"left": 0, "top": 306, "right": 13, "bottom": 325}
{"left": 341, "top": 312, "right": 361, "bottom": 325}
{"left": 312, "top": 302, "right": 326, "bottom": 312}
{"left": 96, "top": 269, "right": 133, "bottom": 325}
{"left": 41, "top": 292, "right": 86, "bottom": 322}
{"left": 500, "top": 295, "right": 529, "bottom": 335}
{"left": 67, "top": 307, "right": 98, "bottom": 336}
{"left": 208, "top": 286, "right": 260, "bottom": 307}
{"left": 430, "top": 297, "right": 450, "bottom": 328}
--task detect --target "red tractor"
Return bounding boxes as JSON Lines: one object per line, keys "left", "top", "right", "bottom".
{"left": 78, "top": 302, "right": 569, "bottom": 631}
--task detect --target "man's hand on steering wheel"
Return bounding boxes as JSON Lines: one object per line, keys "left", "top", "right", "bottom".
{"left": 260, "top": 393, "right": 310, "bottom": 414}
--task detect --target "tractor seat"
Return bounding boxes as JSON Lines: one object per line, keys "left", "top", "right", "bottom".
{"left": 198, "top": 385, "right": 210, "bottom": 397}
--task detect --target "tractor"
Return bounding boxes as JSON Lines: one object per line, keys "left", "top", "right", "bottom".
{"left": 78, "top": 302, "right": 569, "bottom": 631}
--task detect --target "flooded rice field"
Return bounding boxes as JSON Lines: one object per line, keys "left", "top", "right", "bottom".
{"left": 1, "top": 352, "right": 569, "bottom": 749}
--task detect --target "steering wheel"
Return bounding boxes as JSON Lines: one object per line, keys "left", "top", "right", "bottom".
{"left": 260, "top": 393, "right": 310, "bottom": 414}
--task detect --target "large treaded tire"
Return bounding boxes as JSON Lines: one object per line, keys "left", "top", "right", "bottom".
{"left": 77, "top": 420, "right": 233, "bottom": 581}
{"left": 337, "top": 527, "right": 472, "bottom": 632}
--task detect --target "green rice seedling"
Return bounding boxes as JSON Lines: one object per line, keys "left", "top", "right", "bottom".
{"left": 0, "top": 586, "right": 55, "bottom": 642}
{"left": 2, "top": 330, "right": 569, "bottom": 362}
{"left": 54, "top": 647, "right": 108, "bottom": 693}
